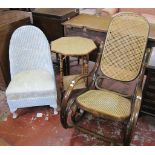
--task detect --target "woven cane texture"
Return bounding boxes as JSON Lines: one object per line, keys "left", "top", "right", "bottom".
{"left": 7, "top": 26, "right": 57, "bottom": 113}
{"left": 76, "top": 90, "right": 131, "bottom": 120}
{"left": 63, "top": 75, "right": 86, "bottom": 90}
{"left": 101, "top": 13, "right": 149, "bottom": 81}
{"left": 51, "top": 37, "right": 96, "bottom": 56}
{"left": 8, "top": 96, "right": 57, "bottom": 113}
{"left": 9, "top": 25, "right": 54, "bottom": 79}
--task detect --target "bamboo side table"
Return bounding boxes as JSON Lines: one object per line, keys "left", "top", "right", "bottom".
{"left": 51, "top": 36, "right": 96, "bottom": 94}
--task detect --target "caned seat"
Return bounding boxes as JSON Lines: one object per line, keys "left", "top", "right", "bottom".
{"left": 76, "top": 90, "right": 131, "bottom": 120}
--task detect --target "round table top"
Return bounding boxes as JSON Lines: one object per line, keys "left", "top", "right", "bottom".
{"left": 51, "top": 36, "right": 97, "bottom": 56}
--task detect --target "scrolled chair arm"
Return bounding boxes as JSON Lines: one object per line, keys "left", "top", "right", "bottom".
{"left": 60, "top": 74, "right": 89, "bottom": 128}
{"left": 62, "top": 74, "right": 90, "bottom": 105}
{"left": 60, "top": 41, "right": 104, "bottom": 128}
{"left": 62, "top": 43, "right": 104, "bottom": 107}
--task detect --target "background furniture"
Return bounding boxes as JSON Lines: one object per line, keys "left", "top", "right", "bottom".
{"left": 6, "top": 25, "right": 57, "bottom": 118}
{"left": 0, "top": 10, "right": 31, "bottom": 90}
{"left": 63, "top": 14, "right": 111, "bottom": 61}
{"left": 32, "top": 8, "right": 79, "bottom": 42}
{"left": 63, "top": 13, "right": 155, "bottom": 60}
{"left": 118, "top": 8, "right": 155, "bottom": 20}
{"left": 117, "top": 8, "right": 155, "bottom": 48}
{"left": 60, "top": 13, "right": 149, "bottom": 145}
{"left": 51, "top": 36, "right": 96, "bottom": 95}
{"left": 142, "top": 47, "right": 155, "bottom": 116}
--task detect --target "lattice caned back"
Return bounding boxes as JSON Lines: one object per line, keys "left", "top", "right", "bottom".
{"left": 101, "top": 13, "right": 149, "bottom": 81}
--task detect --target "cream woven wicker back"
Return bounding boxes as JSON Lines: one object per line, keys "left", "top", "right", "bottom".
{"left": 101, "top": 12, "right": 149, "bottom": 81}
{"left": 9, "top": 25, "right": 54, "bottom": 79}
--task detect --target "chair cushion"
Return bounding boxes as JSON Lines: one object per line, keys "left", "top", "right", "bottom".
{"left": 76, "top": 90, "right": 131, "bottom": 121}
{"left": 6, "top": 70, "right": 56, "bottom": 100}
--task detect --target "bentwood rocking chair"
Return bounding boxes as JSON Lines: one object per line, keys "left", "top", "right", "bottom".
{"left": 60, "top": 12, "right": 150, "bottom": 145}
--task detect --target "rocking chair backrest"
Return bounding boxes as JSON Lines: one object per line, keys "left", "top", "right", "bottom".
{"left": 101, "top": 12, "right": 149, "bottom": 82}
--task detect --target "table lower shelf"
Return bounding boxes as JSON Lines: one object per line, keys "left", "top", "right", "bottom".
{"left": 63, "top": 74, "right": 86, "bottom": 90}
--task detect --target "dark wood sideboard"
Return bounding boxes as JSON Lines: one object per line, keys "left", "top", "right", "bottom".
{"left": 0, "top": 10, "right": 31, "bottom": 90}
{"left": 142, "top": 47, "right": 155, "bottom": 116}
{"left": 32, "top": 8, "right": 79, "bottom": 42}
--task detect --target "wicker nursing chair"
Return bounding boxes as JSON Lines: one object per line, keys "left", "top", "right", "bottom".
{"left": 6, "top": 25, "right": 57, "bottom": 118}
{"left": 60, "top": 12, "right": 150, "bottom": 145}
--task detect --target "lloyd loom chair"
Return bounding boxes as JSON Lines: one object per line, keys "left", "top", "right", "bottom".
{"left": 60, "top": 12, "right": 150, "bottom": 145}
{"left": 6, "top": 25, "right": 57, "bottom": 118}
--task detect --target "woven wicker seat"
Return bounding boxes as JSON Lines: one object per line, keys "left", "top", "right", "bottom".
{"left": 60, "top": 13, "right": 149, "bottom": 145}
{"left": 77, "top": 90, "right": 131, "bottom": 120}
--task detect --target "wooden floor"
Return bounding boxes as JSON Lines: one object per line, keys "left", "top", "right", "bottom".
{"left": 0, "top": 60, "right": 155, "bottom": 146}
{"left": 0, "top": 106, "right": 155, "bottom": 146}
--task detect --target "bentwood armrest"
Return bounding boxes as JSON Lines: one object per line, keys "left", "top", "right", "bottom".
{"left": 62, "top": 42, "right": 104, "bottom": 106}
{"left": 62, "top": 74, "right": 89, "bottom": 106}
{"left": 61, "top": 74, "right": 89, "bottom": 128}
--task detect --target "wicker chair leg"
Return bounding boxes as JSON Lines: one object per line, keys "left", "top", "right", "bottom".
{"left": 12, "top": 112, "right": 18, "bottom": 119}
{"left": 53, "top": 108, "right": 58, "bottom": 115}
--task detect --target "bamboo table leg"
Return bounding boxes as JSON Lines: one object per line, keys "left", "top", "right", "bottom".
{"left": 59, "top": 54, "right": 64, "bottom": 96}
{"left": 82, "top": 55, "right": 89, "bottom": 86}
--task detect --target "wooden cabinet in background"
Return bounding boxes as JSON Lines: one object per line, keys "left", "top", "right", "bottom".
{"left": 32, "top": 8, "right": 79, "bottom": 42}
{"left": 142, "top": 47, "right": 155, "bottom": 117}
{"left": 0, "top": 11, "right": 31, "bottom": 89}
